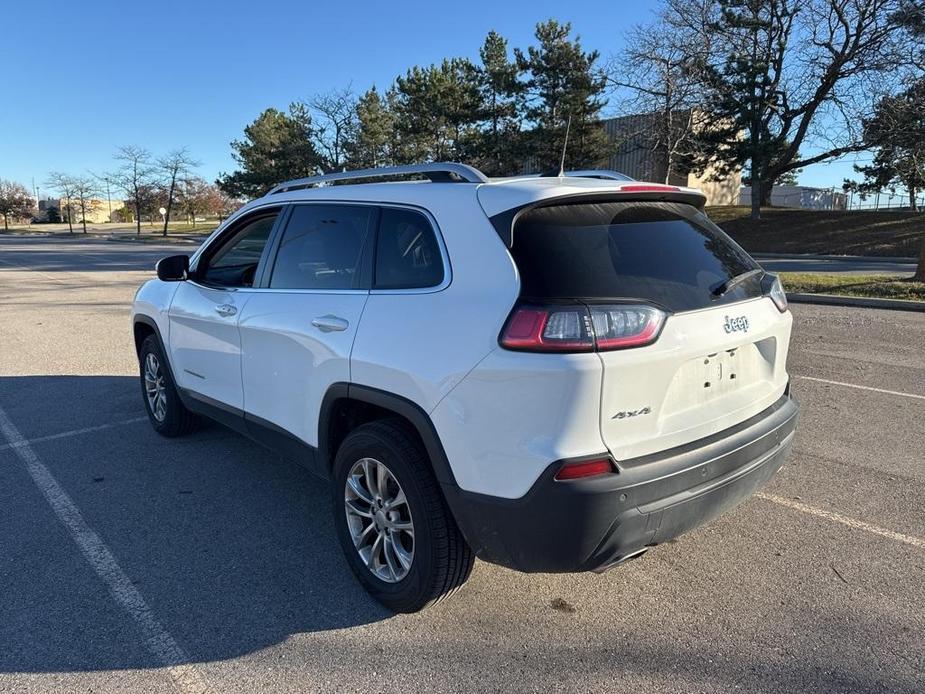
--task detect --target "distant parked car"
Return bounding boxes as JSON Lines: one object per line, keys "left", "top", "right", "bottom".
{"left": 132, "top": 163, "right": 799, "bottom": 612}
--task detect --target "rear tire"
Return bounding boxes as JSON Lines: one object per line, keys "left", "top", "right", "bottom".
{"left": 332, "top": 419, "right": 474, "bottom": 612}
{"left": 138, "top": 334, "right": 199, "bottom": 437}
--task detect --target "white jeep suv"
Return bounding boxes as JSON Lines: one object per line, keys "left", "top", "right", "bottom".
{"left": 132, "top": 163, "right": 798, "bottom": 612}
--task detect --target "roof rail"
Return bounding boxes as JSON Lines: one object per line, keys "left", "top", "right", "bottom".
{"left": 538, "top": 169, "right": 634, "bottom": 182}
{"left": 267, "top": 162, "right": 489, "bottom": 195}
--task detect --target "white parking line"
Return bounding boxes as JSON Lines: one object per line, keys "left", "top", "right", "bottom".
{"left": 795, "top": 375, "right": 925, "bottom": 401}
{"left": 0, "top": 404, "right": 212, "bottom": 694}
{"left": 0, "top": 417, "right": 147, "bottom": 452}
{"left": 757, "top": 492, "right": 925, "bottom": 549}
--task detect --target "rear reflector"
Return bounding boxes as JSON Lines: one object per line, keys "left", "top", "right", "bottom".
{"left": 554, "top": 458, "right": 615, "bottom": 481}
{"left": 500, "top": 303, "right": 664, "bottom": 353}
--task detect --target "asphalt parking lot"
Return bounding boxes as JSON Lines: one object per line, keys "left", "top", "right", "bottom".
{"left": 1, "top": 234, "right": 923, "bottom": 694}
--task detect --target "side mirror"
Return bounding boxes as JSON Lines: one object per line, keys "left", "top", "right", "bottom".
{"left": 156, "top": 254, "right": 190, "bottom": 282}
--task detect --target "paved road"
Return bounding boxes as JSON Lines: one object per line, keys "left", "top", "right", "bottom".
{"left": 756, "top": 256, "right": 917, "bottom": 275}
{"left": 1, "top": 235, "right": 923, "bottom": 693}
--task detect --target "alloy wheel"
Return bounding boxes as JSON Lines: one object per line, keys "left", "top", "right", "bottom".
{"left": 143, "top": 352, "right": 167, "bottom": 422}
{"left": 344, "top": 457, "right": 415, "bottom": 583}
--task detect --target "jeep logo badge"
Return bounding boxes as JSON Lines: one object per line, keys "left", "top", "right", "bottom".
{"left": 724, "top": 315, "right": 749, "bottom": 334}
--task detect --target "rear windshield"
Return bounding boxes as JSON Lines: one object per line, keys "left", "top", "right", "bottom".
{"left": 510, "top": 201, "right": 761, "bottom": 313}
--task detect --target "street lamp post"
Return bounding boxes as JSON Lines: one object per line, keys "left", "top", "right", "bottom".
{"left": 104, "top": 178, "right": 112, "bottom": 223}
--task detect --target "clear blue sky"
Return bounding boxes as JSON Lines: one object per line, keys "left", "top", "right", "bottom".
{"left": 2, "top": 0, "right": 860, "bottom": 196}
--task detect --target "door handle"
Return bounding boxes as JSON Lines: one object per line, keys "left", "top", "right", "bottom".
{"left": 214, "top": 303, "right": 237, "bottom": 317}
{"left": 311, "top": 315, "right": 349, "bottom": 332}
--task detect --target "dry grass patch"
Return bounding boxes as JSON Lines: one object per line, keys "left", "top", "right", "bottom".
{"left": 780, "top": 272, "right": 925, "bottom": 302}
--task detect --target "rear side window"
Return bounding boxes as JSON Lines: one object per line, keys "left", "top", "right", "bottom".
{"left": 374, "top": 208, "right": 444, "bottom": 289}
{"left": 269, "top": 204, "right": 372, "bottom": 290}
{"left": 510, "top": 201, "right": 760, "bottom": 312}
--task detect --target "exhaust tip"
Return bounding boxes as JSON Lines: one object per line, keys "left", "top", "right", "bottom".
{"left": 592, "top": 547, "right": 649, "bottom": 574}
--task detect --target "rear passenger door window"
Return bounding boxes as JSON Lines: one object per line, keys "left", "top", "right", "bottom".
{"left": 374, "top": 208, "right": 444, "bottom": 290}
{"left": 269, "top": 204, "right": 373, "bottom": 290}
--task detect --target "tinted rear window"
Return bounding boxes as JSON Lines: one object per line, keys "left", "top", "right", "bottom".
{"left": 269, "top": 204, "right": 372, "bottom": 290}
{"left": 375, "top": 208, "right": 444, "bottom": 289}
{"left": 511, "top": 201, "right": 761, "bottom": 312}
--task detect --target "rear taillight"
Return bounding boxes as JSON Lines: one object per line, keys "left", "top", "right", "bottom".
{"left": 554, "top": 457, "right": 615, "bottom": 481}
{"left": 590, "top": 305, "right": 665, "bottom": 349}
{"left": 499, "top": 304, "right": 595, "bottom": 352}
{"left": 766, "top": 274, "right": 788, "bottom": 312}
{"left": 500, "top": 303, "right": 665, "bottom": 353}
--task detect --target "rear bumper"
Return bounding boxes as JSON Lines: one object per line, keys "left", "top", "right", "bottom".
{"left": 443, "top": 393, "right": 798, "bottom": 573}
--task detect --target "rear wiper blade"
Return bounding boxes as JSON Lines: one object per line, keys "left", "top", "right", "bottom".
{"left": 712, "top": 268, "right": 764, "bottom": 297}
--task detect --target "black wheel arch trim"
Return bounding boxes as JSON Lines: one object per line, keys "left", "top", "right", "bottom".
{"left": 133, "top": 315, "right": 178, "bottom": 382}
{"left": 133, "top": 314, "right": 162, "bottom": 353}
{"left": 319, "top": 383, "right": 458, "bottom": 488}
{"left": 134, "top": 316, "right": 203, "bottom": 424}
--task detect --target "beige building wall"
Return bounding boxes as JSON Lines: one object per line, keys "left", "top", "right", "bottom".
{"left": 82, "top": 198, "right": 125, "bottom": 223}
{"left": 600, "top": 113, "right": 741, "bottom": 207}
{"left": 686, "top": 167, "right": 742, "bottom": 207}
{"left": 42, "top": 198, "right": 125, "bottom": 223}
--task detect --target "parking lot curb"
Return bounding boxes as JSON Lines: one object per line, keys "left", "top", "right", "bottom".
{"left": 787, "top": 292, "right": 925, "bottom": 312}
{"left": 105, "top": 234, "right": 203, "bottom": 245}
{"left": 755, "top": 253, "right": 917, "bottom": 263}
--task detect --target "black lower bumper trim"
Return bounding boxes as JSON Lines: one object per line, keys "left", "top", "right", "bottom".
{"left": 443, "top": 394, "right": 799, "bottom": 573}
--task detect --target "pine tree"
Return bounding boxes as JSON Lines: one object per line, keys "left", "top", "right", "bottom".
{"left": 346, "top": 86, "right": 395, "bottom": 169}
{"left": 473, "top": 31, "right": 525, "bottom": 176}
{"left": 392, "top": 59, "right": 482, "bottom": 164}
{"left": 515, "top": 20, "right": 611, "bottom": 171}
{"left": 889, "top": 0, "right": 925, "bottom": 279}
{"left": 854, "top": 80, "right": 925, "bottom": 211}
{"left": 217, "top": 103, "right": 323, "bottom": 198}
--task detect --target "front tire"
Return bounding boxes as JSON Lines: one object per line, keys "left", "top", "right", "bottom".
{"left": 332, "top": 419, "right": 474, "bottom": 612}
{"left": 138, "top": 334, "right": 199, "bottom": 437}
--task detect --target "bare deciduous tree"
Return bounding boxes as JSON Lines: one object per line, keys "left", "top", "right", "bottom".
{"left": 0, "top": 179, "right": 34, "bottom": 230}
{"left": 687, "top": 0, "right": 920, "bottom": 219}
{"left": 607, "top": 4, "right": 714, "bottom": 184}
{"left": 71, "top": 176, "right": 100, "bottom": 234}
{"left": 306, "top": 87, "right": 357, "bottom": 170}
{"left": 46, "top": 172, "right": 78, "bottom": 233}
{"left": 108, "top": 145, "right": 156, "bottom": 235}
{"left": 158, "top": 148, "right": 200, "bottom": 236}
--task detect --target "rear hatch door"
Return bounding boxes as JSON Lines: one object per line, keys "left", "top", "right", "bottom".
{"left": 509, "top": 199, "right": 792, "bottom": 461}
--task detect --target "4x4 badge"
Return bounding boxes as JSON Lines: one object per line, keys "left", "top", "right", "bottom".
{"left": 612, "top": 407, "right": 651, "bottom": 420}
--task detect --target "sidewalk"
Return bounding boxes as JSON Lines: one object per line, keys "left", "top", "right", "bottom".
{"left": 788, "top": 293, "right": 925, "bottom": 312}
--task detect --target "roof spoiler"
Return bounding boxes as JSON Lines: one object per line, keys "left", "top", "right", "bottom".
{"left": 488, "top": 188, "right": 708, "bottom": 247}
